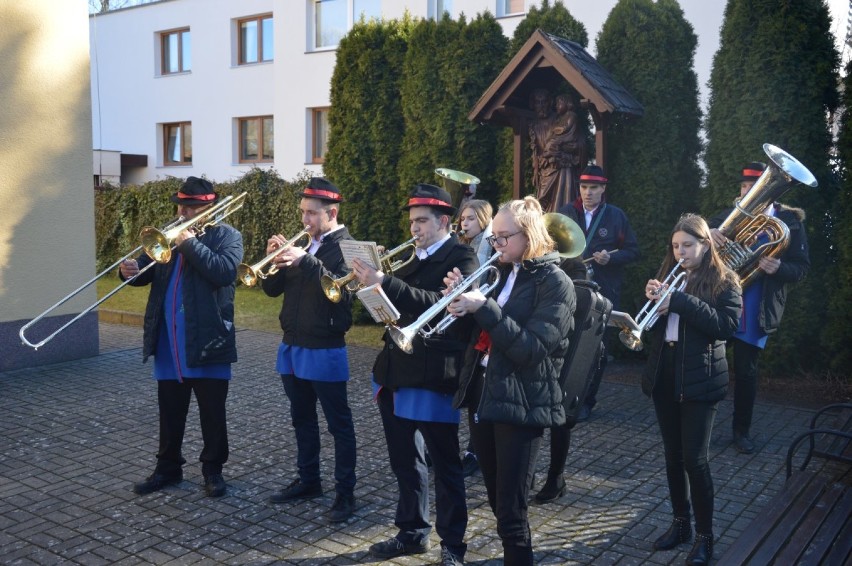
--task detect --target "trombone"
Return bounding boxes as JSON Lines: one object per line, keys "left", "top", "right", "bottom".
{"left": 617, "top": 259, "right": 687, "bottom": 351}
{"left": 321, "top": 236, "right": 418, "bottom": 303}
{"left": 237, "top": 227, "right": 312, "bottom": 287}
{"left": 19, "top": 192, "right": 248, "bottom": 350}
{"left": 388, "top": 251, "right": 502, "bottom": 354}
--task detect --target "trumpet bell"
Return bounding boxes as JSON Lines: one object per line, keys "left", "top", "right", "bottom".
{"left": 237, "top": 264, "right": 260, "bottom": 287}
{"left": 618, "top": 329, "right": 643, "bottom": 352}
{"left": 321, "top": 275, "right": 344, "bottom": 303}
{"left": 544, "top": 213, "right": 586, "bottom": 259}
{"left": 388, "top": 324, "right": 418, "bottom": 354}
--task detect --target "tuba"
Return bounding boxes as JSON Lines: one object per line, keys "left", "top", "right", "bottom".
{"left": 435, "top": 167, "right": 479, "bottom": 230}
{"left": 716, "top": 144, "right": 817, "bottom": 287}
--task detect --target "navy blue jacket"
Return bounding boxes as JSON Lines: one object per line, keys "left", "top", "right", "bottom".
{"left": 558, "top": 199, "right": 639, "bottom": 308}
{"left": 127, "top": 223, "right": 243, "bottom": 367}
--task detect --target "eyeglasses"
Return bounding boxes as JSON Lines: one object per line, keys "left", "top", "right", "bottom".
{"left": 486, "top": 232, "right": 522, "bottom": 247}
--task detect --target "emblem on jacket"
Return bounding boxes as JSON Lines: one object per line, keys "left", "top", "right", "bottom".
{"left": 598, "top": 228, "right": 608, "bottom": 238}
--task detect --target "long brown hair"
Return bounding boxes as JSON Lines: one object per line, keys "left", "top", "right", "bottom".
{"left": 458, "top": 199, "right": 492, "bottom": 245}
{"left": 656, "top": 213, "right": 739, "bottom": 301}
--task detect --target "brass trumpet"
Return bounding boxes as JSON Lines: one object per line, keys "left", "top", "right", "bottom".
{"left": 618, "top": 259, "right": 687, "bottom": 351}
{"left": 237, "top": 227, "right": 313, "bottom": 287}
{"left": 321, "top": 236, "right": 418, "bottom": 303}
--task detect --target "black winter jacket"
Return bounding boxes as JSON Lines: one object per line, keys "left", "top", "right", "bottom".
{"left": 372, "top": 234, "right": 478, "bottom": 393}
{"left": 128, "top": 223, "right": 243, "bottom": 367}
{"left": 454, "top": 252, "right": 575, "bottom": 427}
{"left": 641, "top": 285, "right": 742, "bottom": 403}
{"left": 709, "top": 203, "right": 809, "bottom": 334}
{"left": 261, "top": 227, "right": 354, "bottom": 348}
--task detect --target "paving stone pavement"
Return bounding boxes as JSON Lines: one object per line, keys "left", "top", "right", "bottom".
{"left": 0, "top": 324, "right": 831, "bottom": 565}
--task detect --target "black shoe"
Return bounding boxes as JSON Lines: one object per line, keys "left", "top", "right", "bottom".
{"left": 440, "top": 543, "right": 464, "bottom": 565}
{"left": 576, "top": 404, "right": 592, "bottom": 422}
{"left": 368, "top": 536, "right": 429, "bottom": 559}
{"left": 132, "top": 471, "right": 182, "bottom": 495}
{"left": 686, "top": 533, "right": 713, "bottom": 565}
{"left": 203, "top": 474, "right": 226, "bottom": 497}
{"left": 328, "top": 493, "right": 355, "bottom": 523}
{"left": 653, "top": 516, "right": 692, "bottom": 550}
{"left": 268, "top": 479, "right": 322, "bottom": 504}
{"left": 733, "top": 431, "right": 755, "bottom": 454}
{"left": 533, "top": 474, "right": 566, "bottom": 503}
{"left": 461, "top": 452, "right": 479, "bottom": 477}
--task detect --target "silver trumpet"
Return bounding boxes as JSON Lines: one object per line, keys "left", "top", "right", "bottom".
{"left": 388, "top": 252, "right": 502, "bottom": 354}
{"left": 618, "top": 259, "right": 687, "bottom": 351}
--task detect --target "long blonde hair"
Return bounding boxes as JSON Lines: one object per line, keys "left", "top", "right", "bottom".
{"left": 498, "top": 196, "right": 554, "bottom": 260}
{"left": 657, "top": 213, "right": 739, "bottom": 300}
{"left": 458, "top": 199, "right": 493, "bottom": 245}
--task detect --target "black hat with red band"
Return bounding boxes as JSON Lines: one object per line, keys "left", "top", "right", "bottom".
{"left": 403, "top": 183, "right": 456, "bottom": 216}
{"left": 171, "top": 176, "right": 218, "bottom": 205}
{"left": 298, "top": 177, "right": 344, "bottom": 203}
{"left": 740, "top": 162, "right": 766, "bottom": 182}
{"left": 579, "top": 164, "right": 608, "bottom": 185}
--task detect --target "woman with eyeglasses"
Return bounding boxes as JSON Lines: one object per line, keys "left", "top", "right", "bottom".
{"left": 444, "top": 196, "right": 575, "bottom": 565}
{"left": 643, "top": 214, "right": 741, "bottom": 565}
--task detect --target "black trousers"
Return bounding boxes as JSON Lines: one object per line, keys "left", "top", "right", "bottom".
{"left": 470, "top": 414, "right": 543, "bottom": 559}
{"left": 732, "top": 340, "right": 761, "bottom": 435}
{"left": 376, "top": 387, "right": 467, "bottom": 558}
{"left": 652, "top": 345, "right": 717, "bottom": 534}
{"left": 156, "top": 378, "right": 229, "bottom": 478}
{"left": 280, "top": 374, "right": 356, "bottom": 496}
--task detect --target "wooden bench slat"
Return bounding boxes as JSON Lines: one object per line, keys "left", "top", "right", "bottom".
{"left": 774, "top": 481, "right": 850, "bottom": 565}
{"left": 798, "top": 484, "right": 852, "bottom": 566}
{"left": 821, "top": 516, "right": 852, "bottom": 566}
{"left": 749, "top": 475, "right": 830, "bottom": 565}
{"left": 719, "top": 471, "right": 818, "bottom": 562}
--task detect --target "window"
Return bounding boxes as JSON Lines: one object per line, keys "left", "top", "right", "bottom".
{"left": 311, "top": 108, "right": 329, "bottom": 163}
{"left": 428, "top": 0, "right": 453, "bottom": 19}
{"left": 498, "top": 0, "right": 524, "bottom": 16}
{"left": 161, "top": 28, "right": 191, "bottom": 74}
{"left": 239, "top": 15, "right": 273, "bottom": 64}
{"left": 239, "top": 116, "right": 274, "bottom": 163}
{"left": 311, "top": 0, "right": 381, "bottom": 50}
{"left": 164, "top": 122, "right": 192, "bottom": 165}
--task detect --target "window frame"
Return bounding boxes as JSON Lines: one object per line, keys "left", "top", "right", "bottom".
{"left": 497, "top": 0, "right": 525, "bottom": 17}
{"left": 160, "top": 27, "right": 191, "bottom": 75}
{"left": 237, "top": 14, "right": 273, "bottom": 65}
{"left": 238, "top": 115, "right": 274, "bottom": 164}
{"left": 310, "top": 0, "right": 381, "bottom": 51}
{"left": 310, "top": 107, "right": 330, "bottom": 164}
{"left": 163, "top": 121, "right": 193, "bottom": 166}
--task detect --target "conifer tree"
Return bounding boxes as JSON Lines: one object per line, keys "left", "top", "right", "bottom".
{"left": 704, "top": 0, "right": 839, "bottom": 373}
{"left": 596, "top": 0, "right": 703, "bottom": 313}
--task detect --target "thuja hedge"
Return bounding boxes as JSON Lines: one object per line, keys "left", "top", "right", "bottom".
{"left": 94, "top": 169, "right": 310, "bottom": 273}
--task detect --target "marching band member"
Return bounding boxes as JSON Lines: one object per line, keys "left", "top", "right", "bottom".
{"left": 446, "top": 196, "right": 574, "bottom": 566}
{"left": 351, "top": 184, "right": 477, "bottom": 566}
{"left": 261, "top": 178, "right": 358, "bottom": 524}
{"left": 642, "top": 214, "right": 742, "bottom": 566}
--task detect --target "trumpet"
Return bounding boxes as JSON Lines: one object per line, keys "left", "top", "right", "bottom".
{"left": 388, "top": 252, "right": 502, "bottom": 354}
{"left": 618, "top": 259, "right": 687, "bottom": 351}
{"left": 321, "top": 236, "right": 418, "bottom": 303}
{"left": 237, "top": 227, "right": 313, "bottom": 287}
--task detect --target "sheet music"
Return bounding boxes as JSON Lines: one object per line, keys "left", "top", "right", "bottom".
{"left": 608, "top": 310, "right": 639, "bottom": 332}
{"left": 356, "top": 283, "right": 401, "bottom": 324}
{"left": 339, "top": 239, "right": 382, "bottom": 271}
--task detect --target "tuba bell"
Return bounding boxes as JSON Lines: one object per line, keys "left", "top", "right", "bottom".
{"left": 435, "top": 167, "right": 480, "bottom": 230}
{"left": 716, "top": 144, "right": 817, "bottom": 287}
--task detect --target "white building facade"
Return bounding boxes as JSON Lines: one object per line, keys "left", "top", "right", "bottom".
{"left": 89, "top": 0, "right": 531, "bottom": 185}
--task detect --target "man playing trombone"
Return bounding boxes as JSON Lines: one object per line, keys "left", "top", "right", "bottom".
{"left": 351, "top": 183, "right": 477, "bottom": 566}
{"left": 261, "top": 178, "right": 358, "bottom": 524}
{"left": 119, "top": 177, "right": 243, "bottom": 498}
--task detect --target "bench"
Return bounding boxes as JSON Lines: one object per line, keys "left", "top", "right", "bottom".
{"left": 719, "top": 403, "right": 852, "bottom": 565}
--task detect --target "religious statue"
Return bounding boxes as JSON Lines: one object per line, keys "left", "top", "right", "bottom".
{"left": 529, "top": 89, "right": 584, "bottom": 212}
